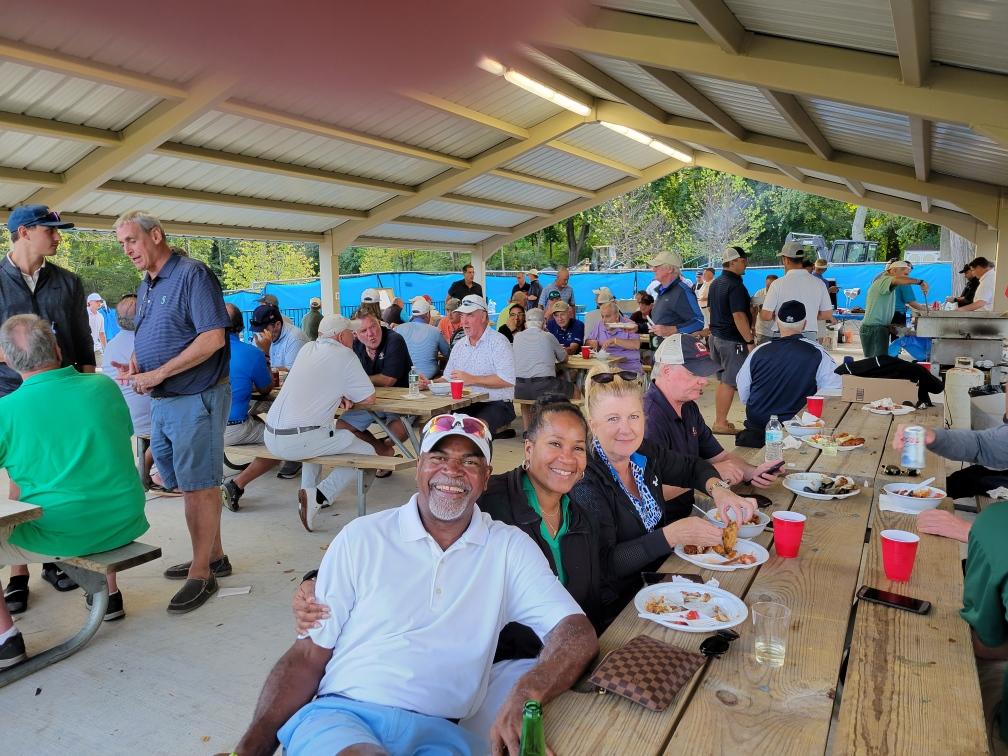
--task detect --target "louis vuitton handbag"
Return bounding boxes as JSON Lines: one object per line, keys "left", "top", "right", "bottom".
{"left": 586, "top": 635, "right": 705, "bottom": 711}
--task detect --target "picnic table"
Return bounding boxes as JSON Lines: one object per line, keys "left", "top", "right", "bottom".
{"left": 546, "top": 398, "right": 988, "bottom": 755}
{"left": 363, "top": 386, "right": 488, "bottom": 458}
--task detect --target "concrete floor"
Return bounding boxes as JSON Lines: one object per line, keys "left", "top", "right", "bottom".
{"left": 1, "top": 342, "right": 967, "bottom": 755}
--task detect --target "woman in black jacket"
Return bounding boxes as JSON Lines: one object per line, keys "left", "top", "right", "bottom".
{"left": 569, "top": 367, "right": 757, "bottom": 619}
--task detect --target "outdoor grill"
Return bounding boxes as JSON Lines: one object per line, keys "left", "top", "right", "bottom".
{"left": 914, "top": 310, "right": 1008, "bottom": 365}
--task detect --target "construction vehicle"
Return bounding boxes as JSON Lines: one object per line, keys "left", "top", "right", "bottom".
{"left": 784, "top": 232, "right": 880, "bottom": 263}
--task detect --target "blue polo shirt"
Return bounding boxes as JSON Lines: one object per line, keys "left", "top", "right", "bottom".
{"left": 228, "top": 334, "right": 272, "bottom": 423}
{"left": 134, "top": 253, "right": 230, "bottom": 398}
{"left": 547, "top": 317, "right": 585, "bottom": 348}
{"left": 652, "top": 277, "right": 704, "bottom": 334}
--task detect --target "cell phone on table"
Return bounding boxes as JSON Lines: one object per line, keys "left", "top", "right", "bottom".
{"left": 642, "top": 572, "right": 703, "bottom": 586}
{"left": 856, "top": 585, "right": 931, "bottom": 614}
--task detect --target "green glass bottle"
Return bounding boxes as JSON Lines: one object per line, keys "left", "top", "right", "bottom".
{"left": 519, "top": 699, "right": 546, "bottom": 756}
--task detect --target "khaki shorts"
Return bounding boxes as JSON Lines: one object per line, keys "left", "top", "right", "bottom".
{"left": 0, "top": 525, "right": 57, "bottom": 565}
{"left": 223, "top": 417, "right": 266, "bottom": 446}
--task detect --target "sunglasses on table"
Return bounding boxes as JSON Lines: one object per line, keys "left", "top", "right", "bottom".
{"left": 421, "top": 414, "right": 492, "bottom": 439}
{"left": 589, "top": 370, "right": 641, "bottom": 384}
{"left": 699, "top": 629, "right": 740, "bottom": 659}
{"left": 881, "top": 465, "right": 920, "bottom": 477}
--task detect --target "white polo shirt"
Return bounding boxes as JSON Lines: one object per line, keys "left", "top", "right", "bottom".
{"left": 266, "top": 338, "right": 374, "bottom": 428}
{"left": 443, "top": 324, "right": 516, "bottom": 401}
{"left": 761, "top": 269, "right": 832, "bottom": 333}
{"left": 974, "top": 267, "right": 996, "bottom": 311}
{"left": 307, "top": 496, "right": 583, "bottom": 719}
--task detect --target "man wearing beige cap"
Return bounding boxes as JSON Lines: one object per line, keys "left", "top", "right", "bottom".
{"left": 526, "top": 269, "right": 542, "bottom": 310}
{"left": 397, "top": 296, "right": 450, "bottom": 379}
{"left": 649, "top": 250, "right": 704, "bottom": 340}
{"left": 264, "top": 314, "right": 377, "bottom": 531}
{"left": 760, "top": 242, "right": 833, "bottom": 342}
{"left": 860, "top": 259, "right": 929, "bottom": 359}
{"left": 301, "top": 296, "right": 323, "bottom": 341}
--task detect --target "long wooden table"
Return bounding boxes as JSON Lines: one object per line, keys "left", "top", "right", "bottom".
{"left": 547, "top": 399, "right": 988, "bottom": 755}
{"left": 361, "top": 386, "right": 489, "bottom": 458}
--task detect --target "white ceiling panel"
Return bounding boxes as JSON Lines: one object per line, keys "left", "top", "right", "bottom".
{"left": 368, "top": 222, "right": 491, "bottom": 245}
{"left": 680, "top": 74, "right": 797, "bottom": 139}
{"left": 933, "top": 0, "right": 1008, "bottom": 75}
{"left": 0, "top": 184, "right": 40, "bottom": 208}
{"left": 407, "top": 200, "right": 534, "bottom": 228}
{"left": 503, "top": 146, "right": 628, "bottom": 191}
{"left": 581, "top": 54, "right": 708, "bottom": 120}
{"left": 521, "top": 47, "right": 620, "bottom": 101}
{"left": 555, "top": 122, "right": 667, "bottom": 170}
{"left": 802, "top": 97, "right": 913, "bottom": 166}
{"left": 931, "top": 121, "right": 1008, "bottom": 186}
{"left": 0, "top": 131, "right": 95, "bottom": 172}
{"left": 453, "top": 175, "right": 578, "bottom": 210}
{"left": 428, "top": 70, "right": 563, "bottom": 130}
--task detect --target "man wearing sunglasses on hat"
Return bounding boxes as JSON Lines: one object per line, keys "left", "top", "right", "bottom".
{"left": 228, "top": 413, "right": 598, "bottom": 756}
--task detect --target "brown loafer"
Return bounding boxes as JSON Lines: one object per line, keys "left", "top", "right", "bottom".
{"left": 167, "top": 576, "right": 218, "bottom": 614}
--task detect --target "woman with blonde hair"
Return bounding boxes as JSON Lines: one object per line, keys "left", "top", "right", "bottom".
{"left": 569, "top": 366, "right": 756, "bottom": 618}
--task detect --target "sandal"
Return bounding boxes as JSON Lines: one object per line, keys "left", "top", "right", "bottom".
{"left": 4, "top": 583, "right": 28, "bottom": 614}
{"left": 375, "top": 469, "right": 392, "bottom": 479}
{"left": 42, "top": 563, "right": 78, "bottom": 592}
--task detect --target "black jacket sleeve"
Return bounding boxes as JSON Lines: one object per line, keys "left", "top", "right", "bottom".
{"left": 650, "top": 443, "right": 719, "bottom": 493}
{"left": 68, "top": 275, "right": 96, "bottom": 368}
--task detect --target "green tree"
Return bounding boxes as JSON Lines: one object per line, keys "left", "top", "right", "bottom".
{"left": 221, "top": 240, "right": 317, "bottom": 289}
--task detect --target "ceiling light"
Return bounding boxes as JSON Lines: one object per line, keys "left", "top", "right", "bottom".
{"left": 479, "top": 56, "right": 592, "bottom": 116}
{"left": 477, "top": 57, "right": 506, "bottom": 77}
{"left": 600, "top": 121, "right": 693, "bottom": 163}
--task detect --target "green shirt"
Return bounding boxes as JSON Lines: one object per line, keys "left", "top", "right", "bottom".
{"left": 301, "top": 309, "right": 323, "bottom": 341}
{"left": 521, "top": 472, "right": 569, "bottom": 585}
{"left": 862, "top": 275, "right": 899, "bottom": 326}
{"left": 0, "top": 367, "right": 148, "bottom": 556}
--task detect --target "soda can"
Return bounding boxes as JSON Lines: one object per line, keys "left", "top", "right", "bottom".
{"left": 900, "top": 426, "right": 926, "bottom": 470}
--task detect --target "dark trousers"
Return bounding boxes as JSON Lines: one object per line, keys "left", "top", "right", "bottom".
{"left": 464, "top": 400, "right": 516, "bottom": 433}
{"left": 947, "top": 465, "right": 1008, "bottom": 499}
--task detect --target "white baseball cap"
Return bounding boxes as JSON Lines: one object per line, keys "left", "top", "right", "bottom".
{"left": 723, "top": 246, "right": 748, "bottom": 263}
{"left": 778, "top": 241, "right": 805, "bottom": 259}
{"left": 410, "top": 296, "right": 431, "bottom": 315}
{"left": 593, "top": 286, "right": 615, "bottom": 303}
{"left": 87, "top": 292, "right": 103, "bottom": 303}
{"left": 527, "top": 269, "right": 540, "bottom": 277}
{"left": 309, "top": 297, "right": 321, "bottom": 308}
{"left": 318, "top": 314, "right": 362, "bottom": 337}
{"left": 360, "top": 288, "right": 380, "bottom": 304}
{"left": 456, "top": 295, "right": 488, "bottom": 313}
{"left": 420, "top": 413, "right": 492, "bottom": 462}
{"left": 653, "top": 334, "right": 718, "bottom": 376}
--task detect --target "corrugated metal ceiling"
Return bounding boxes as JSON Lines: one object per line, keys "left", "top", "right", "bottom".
{"left": 367, "top": 222, "right": 492, "bottom": 245}
{"left": 429, "top": 70, "right": 563, "bottom": 130}
{"left": 802, "top": 97, "right": 914, "bottom": 167}
{"left": 581, "top": 54, "right": 708, "bottom": 121}
{"left": 555, "top": 123, "right": 667, "bottom": 170}
{"left": 932, "top": 0, "right": 1008, "bottom": 75}
{"left": 931, "top": 121, "right": 1008, "bottom": 186}
{"left": 453, "top": 174, "right": 578, "bottom": 211}
{"left": 680, "top": 74, "right": 797, "bottom": 140}
{"left": 503, "top": 146, "right": 629, "bottom": 191}
{"left": 0, "top": 131, "right": 94, "bottom": 173}
{"left": 521, "top": 47, "right": 620, "bottom": 101}
{"left": 407, "top": 200, "right": 535, "bottom": 229}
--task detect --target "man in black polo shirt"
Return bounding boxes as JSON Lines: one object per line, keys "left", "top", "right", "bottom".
{"left": 447, "top": 264, "right": 483, "bottom": 301}
{"left": 706, "top": 246, "right": 755, "bottom": 436}
{"left": 643, "top": 334, "right": 781, "bottom": 510}
{"left": 341, "top": 313, "right": 414, "bottom": 471}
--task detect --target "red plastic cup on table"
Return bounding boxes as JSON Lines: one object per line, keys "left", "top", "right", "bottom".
{"left": 581, "top": 346, "right": 591, "bottom": 359}
{"left": 880, "top": 529, "right": 920, "bottom": 582}
{"left": 772, "top": 511, "right": 806, "bottom": 558}
{"left": 450, "top": 380, "right": 464, "bottom": 400}
{"left": 805, "top": 396, "right": 824, "bottom": 418}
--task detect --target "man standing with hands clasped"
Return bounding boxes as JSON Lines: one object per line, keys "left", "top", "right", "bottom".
{"left": 706, "top": 246, "right": 754, "bottom": 435}
{"left": 112, "top": 211, "right": 232, "bottom": 614}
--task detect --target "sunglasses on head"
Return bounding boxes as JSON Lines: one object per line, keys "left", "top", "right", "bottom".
{"left": 590, "top": 370, "right": 641, "bottom": 385}
{"left": 699, "top": 629, "right": 740, "bottom": 659}
{"left": 422, "top": 414, "right": 491, "bottom": 439}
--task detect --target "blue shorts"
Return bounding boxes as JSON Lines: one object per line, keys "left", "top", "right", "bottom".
{"left": 278, "top": 695, "right": 487, "bottom": 756}
{"left": 150, "top": 381, "right": 230, "bottom": 492}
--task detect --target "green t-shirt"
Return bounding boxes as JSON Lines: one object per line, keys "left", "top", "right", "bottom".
{"left": 0, "top": 367, "right": 149, "bottom": 556}
{"left": 862, "top": 275, "right": 898, "bottom": 326}
{"left": 521, "top": 472, "right": 569, "bottom": 585}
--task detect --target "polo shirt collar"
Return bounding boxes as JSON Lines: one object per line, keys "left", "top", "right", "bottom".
{"left": 146, "top": 252, "right": 181, "bottom": 284}
{"left": 398, "top": 494, "right": 490, "bottom": 547}
{"left": 21, "top": 365, "right": 75, "bottom": 387}
{"left": 647, "top": 384, "right": 684, "bottom": 422}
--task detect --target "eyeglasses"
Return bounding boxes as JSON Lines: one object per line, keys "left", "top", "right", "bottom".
{"left": 699, "top": 629, "right": 739, "bottom": 659}
{"left": 882, "top": 465, "right": 919, "bottom": 477}
{"left": 422, "top": 414, "right": 491, "bottom": 440}
{"left": 589, "top": 370, "right": 641, "bottom": 385}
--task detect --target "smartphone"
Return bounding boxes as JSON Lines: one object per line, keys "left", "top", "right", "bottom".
{"left": 764, "top": 459, "right": 786, "bottom": 474}
{"left": 856, "top": 585, "right": 931, "bottom": 614}
{"left": 642, "top": 572, "right": 703, "bottom": 586}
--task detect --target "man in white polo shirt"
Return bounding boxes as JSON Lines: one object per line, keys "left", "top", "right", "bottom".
{"left": 959, "top": 256, "right": 996, "bottom": 312}
{"left": 264, "top": 314, "right": 377, "bottom": 531}
{"left": 760, "top": 241, "right": 834, "bottom": 341}
{"left": 229, "top": 414, "right": 597, "bottom": 756}
{"left": 440, "top": 294, "right": 518, "bottom": 439}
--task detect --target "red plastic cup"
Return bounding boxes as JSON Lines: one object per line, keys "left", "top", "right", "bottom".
{"left": 581, "top": 346, "right": 591, "bottom": 359}
{"left": 772, "top": 511, "right": 806, "bottom": 558}
{"left": 806, "top": 396, "right": 824, "bottom": 418}
{"left": 450, "top": 380, "right": 464, "bottom": 400}
{"left": 880, "top": 529, "right": 920, "bottom": 582}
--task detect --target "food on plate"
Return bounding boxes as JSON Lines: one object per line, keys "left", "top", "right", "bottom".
{"left": 892, "top": 486, "right": 944, "bottom": 499}
{"left": 686, "top": 522, "right": 742, "bottom": 559}
{"left": 712, "top": 605, "right": 731, "bottom": 623}
{"left": 680, "top": 591, "right": 712, "bottom": 603}
{"left": 809, "top": 432, "right": 864, "bottom": 448}
{"left": 713, "top": 510, "right": 760, "bottom": 525}
{"left": 720, "top": 521, "right": 738, "bottom": 554}
{"left": 791, "top": 417, "right": 825, "bottom": 428}
{"left": 644, "top": 595, "right": 684, "bottom": 614}
{"left": 802, "top": 474, "right": 858, "bottom": 496}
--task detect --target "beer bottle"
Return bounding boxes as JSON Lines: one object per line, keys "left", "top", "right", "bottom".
{"left": 519, "top": 700, "right": 546, "bottom": 756}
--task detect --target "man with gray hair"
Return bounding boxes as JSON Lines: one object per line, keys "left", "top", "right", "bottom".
{"left": 648, "top": 251, "right": 704, "bottom": 340}
{"left": 0, "top": 314, "right": 148, "bottom": 666}
{"left": 113, "top": 210, "right": 231, "bottom": 613}
{"left": 540, "top": 266, "right": 576, "bottom": 309}
{"left": 513, "top": 308, "right": 569, "bottom": 427}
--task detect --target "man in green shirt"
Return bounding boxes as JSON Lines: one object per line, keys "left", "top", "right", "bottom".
{"left": 0, "top": 314, "right": 148, "bottom": 669}
{"left": 860, "top": 259, "right": 929, "bottom": 359}
{"left": 301, "top": 297, "right": 323, "bottom": 341}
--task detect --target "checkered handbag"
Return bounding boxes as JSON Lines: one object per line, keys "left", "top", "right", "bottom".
{"left": 587, "top": 635, "right": 705, "bottom": 711}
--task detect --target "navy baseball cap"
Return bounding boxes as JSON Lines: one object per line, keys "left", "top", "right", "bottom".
{"left": 777, "top": 300, "right": 807, "bottom": 324}
{"left": 7, "top": 204, "right": 74, "bottom": 233}
{"left": 250, "top": 304, "right": 283, "bottom": 332}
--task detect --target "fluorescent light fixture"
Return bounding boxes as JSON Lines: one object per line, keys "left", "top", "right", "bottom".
{"left": 600, "top": 121, "right": 693, "bottom": 163}
{"left": 479, "top": 56, "right": 592, "bottom": 116}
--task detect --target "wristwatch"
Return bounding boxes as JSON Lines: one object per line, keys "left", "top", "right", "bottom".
{"left": 706, "top": 479, "right": 731, "bottom": 496}
{"left": 301, "top": 569, "right": 318, "bottom": 583}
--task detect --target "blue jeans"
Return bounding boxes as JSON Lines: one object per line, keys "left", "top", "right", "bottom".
{"left": 150, "top": 381, "right": 229, "bottom": 491}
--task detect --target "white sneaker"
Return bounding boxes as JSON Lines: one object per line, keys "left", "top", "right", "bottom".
{"left": 298, "top": 488, "right": 322, "bottom": 532}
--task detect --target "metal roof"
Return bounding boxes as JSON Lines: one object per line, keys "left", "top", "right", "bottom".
{"left": 0, "top": 0, "right": 1001, "bottom": 262}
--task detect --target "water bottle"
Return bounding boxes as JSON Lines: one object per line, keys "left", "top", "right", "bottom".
{"left": 519, "top": 700, "right": 546, "bottom": 756}
{"left": 408, "top": 366, "right": 420, "bottom": 398}
{"left": 764, "top": 415, "right": 784, "bottom": 463}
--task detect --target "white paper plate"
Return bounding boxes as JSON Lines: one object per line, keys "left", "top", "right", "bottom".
{"left": 784, "top": 421, "right": 825, "bottom": 438}
{"left": 803, "top": 436, "right": 864, "bottom": 451}
{"left": 783, "top": 472, "right": 861, "bottom": 500}
{"left": 634, "top": 582, "right": 748, "bottom": 633}
{"left": 674, "top": 539, "right": 769, "bottom": 572}
{"left": 704, "top": 508, "right": 771, "bottom": 539}
{"left": 868, "top": 405, "right": 914, "bottom": 416}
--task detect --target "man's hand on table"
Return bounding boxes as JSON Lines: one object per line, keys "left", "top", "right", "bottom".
{"left": 917, "top": 509, "right": 972, "bottom": 543}
{"left": 892, "top": 423, "right": 936, "bottom": 450}
{"left": 746, "top": 459, "right": 784, "bottom": 488}
{"left": 447, "top": 369, "right": 481, "bottom": 385}
{"left": 713, "top": 458, "right": 748, "bottom": 486}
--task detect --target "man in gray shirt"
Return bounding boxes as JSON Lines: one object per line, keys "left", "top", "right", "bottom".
{"left": 539, "top": 266, "right": 575, "bottom": 309}
{"left": 512, "top": 309, "right": 569, "bottom": 427}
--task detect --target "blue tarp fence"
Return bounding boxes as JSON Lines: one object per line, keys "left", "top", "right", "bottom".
{"left": 225, "top": 263, "right": 954, "bottom": 327}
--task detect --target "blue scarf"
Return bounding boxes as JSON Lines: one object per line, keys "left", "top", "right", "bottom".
{"left": 593, "top": 438, "right": 662, "bottom": 531}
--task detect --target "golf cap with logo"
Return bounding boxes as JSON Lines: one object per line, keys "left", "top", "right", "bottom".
{"left": 360, "top": 288, "right": 380, "bottom": 304}
{"left": 420, "top": 413, "right": 492, "bottom": 462}
{"left": 87, "top": 292, "right": 103, "bottom": 303}
{"left": 650, "top": 250, "right": 683, "bottom": 268}
{"left": 445, "top": 297, "right": 461, "bottom": 313}
{"left": 778, "top": 241, "right": 805, "bottom": 259}
{"left": 7, "top": 204, "right": 74, "bottom": 233}
{"left": 410, "top": 296, "right": 431, "bottom": 315}
{"left": 250, "top": 305, "right": 283, "bottom": 332}
{"left": 547, "top": 290, "right": 561, "bottom": 300}
{"left": 309, "top": 297, "right": 321, "bottom": 308}
{"left": 723, "top": 246, "right": 748, "bottom": 263}
{"left": 551, "top": 300, "right": 571, "bottom": 312}
{"left": 456, "top": 294, "right": 488, "bottom": 314}
{"left": 777, "top": 300, "right": 807, "bottom": 324}
{"left": 653, "top": 334, "right": 717, "bottom": 377}
{"left": 257, "top": 293, "right": 279, "bottom": 307}
{"left": 318, "top": 314, "right": 362, "bottom": 337}
{"left": 593, "top": 286, "right": 615, "bottom": 303}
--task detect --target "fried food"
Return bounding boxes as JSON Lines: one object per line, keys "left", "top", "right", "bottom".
{"left": 722, "top": 521, "right": 738, "bottom": 553}
{"left": 644, "top": 596, "right": 684, "bottom": 614}
{"left": 713, "top": 510, "right": 760, "bottom": 525}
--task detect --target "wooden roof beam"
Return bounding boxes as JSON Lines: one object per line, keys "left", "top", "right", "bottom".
{"left": 677, "top": 0, "right": 747, "bottom": 55}
{"left": 759, "top": 88, "right": 833, "bottom": 160}
{"left": 909, "top": 116, "right": 931, "bottom": 181}
{"left": 890, "top": 0, "right": 931, "bottom": 87}
{"left": 642, "top": 66, "right": 747, "bottom": 140}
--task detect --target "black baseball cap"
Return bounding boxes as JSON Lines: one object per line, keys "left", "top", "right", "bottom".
{"left": 250, "top": 304, "right": 283, "bottom": 332}
{"left": 777, "top": 300, "right": 807, "bottom": 324}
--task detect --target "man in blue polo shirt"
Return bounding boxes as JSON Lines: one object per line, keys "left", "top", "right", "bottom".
{"left": 113, "top": 210, "right": 231, "bottom": 614}
{"left": 644, "top": 334, "right": 781, "bottom": 510}
{"left": 545, "top": 301, "right": 584, "bottom": 355}
{"left": 648, "top": 250, "right": 704, "bottom": 342}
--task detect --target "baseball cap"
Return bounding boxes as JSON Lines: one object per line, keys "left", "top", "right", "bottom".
{"left": 959, "top": 263, "right": 972, "bottom": 274}
{"left": 886, "top": 259, "right": 911, "bottom": 271}
{"left": 650, "top": 250, "right": 683, "bottom": 268}
{"left": 814, "top": 258, "right": 828, "bottom": 269}
{"left": 309, "top": 297, "right": 321, "bottom": 308}
{"left": 360, "top": 288, "right": 380, "bottom": 304}
{"left": 87, "top": 292, "right": 103, "bottom": 303}
{"left": 420, "top": 413, "right": 492, "bottom": 462}
{"left": 778, "top": 242, "right": 805, "bottom": 259}
{"left": 445, "top": 297, "right": 461, "bottom": 313}
{"left": 547, "top": 290, "right": 561, "bottom": 300}
{"left": 7, "top": 204, "right": 74, "bottom": 233}
{"left": 258, "top": 293, "right": 279, "bottom": 307}
{"left": 410, "top": 296, "right": 431, "bottom": 315}
{"left": 593, "top": 286, "right": 615, "bottom": 303}
{"left": 250, "top": 304, "right": 283, "bottom": 332}
{"left": 777, "top": 300, "right": 807, "bottom": 324}
{"left": 723, "top": 246, "right": 748, "bottom": 262}
{"left": 528, "top": 269, "right": 540, "bottom": 277}
{"left": 317, "top": 313, "right": 362, "bottom": 337}
{"left": 551, "top": 300, "right": 571, "bottom": 312}
{"left": 971, "top": 256, "right": 991, "bottom": 268}
{"left": 456, "top": 294, "right": 488, "bottom": 314}
{"left": 653, "top": 334, "right": 717, "bottom": 377}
